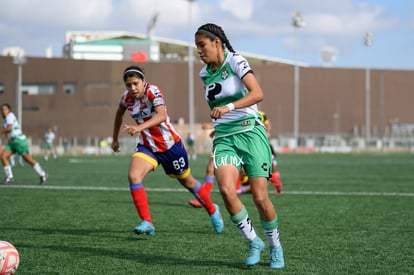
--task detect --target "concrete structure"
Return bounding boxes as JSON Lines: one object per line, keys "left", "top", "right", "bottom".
{"left": 62, "top": 31, "right": 307, "bottom": 66}
{"left": 0, "top": 56, "right": 413, "bottom": 141}
{"left": 0, "top": 31, "right": 413, "bottom": 152}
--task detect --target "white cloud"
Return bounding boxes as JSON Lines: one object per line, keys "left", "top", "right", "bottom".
{"left": 243, "top": 0, "right": 399, "bottom": 60}
{"left": 219, "top": 0, "right": 253, "bottom": 20}
{"left": 1, "top": 0, "right": 113, "bottom": 28}
{"left": 0, "top": 0, "right": 411, "bottom": 68}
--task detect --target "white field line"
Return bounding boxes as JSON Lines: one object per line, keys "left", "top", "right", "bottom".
{"left": 1, "top": 184, "right": 413, "bottom": 197}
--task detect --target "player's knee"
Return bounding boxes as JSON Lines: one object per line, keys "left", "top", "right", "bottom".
{"left": 128, "top": 172, "right": 144, "bottom": 183}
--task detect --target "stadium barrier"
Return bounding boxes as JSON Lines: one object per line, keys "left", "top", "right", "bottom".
{"left": 0, "top": 123, "right": 412, "bottom": 156}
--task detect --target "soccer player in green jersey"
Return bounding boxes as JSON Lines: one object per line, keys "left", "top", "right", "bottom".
{"left": 0, "top": 103, "right": 47, "bottom": 184}
{"left": 194, "top": 23, "right": 285, "bottom": 269}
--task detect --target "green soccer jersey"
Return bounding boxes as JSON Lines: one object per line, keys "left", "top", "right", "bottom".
{"left": 199, "top": 51, "right": 261, "bottom": 138}
{"left": 3, "top": 112, "right": 26, "bottom": 141}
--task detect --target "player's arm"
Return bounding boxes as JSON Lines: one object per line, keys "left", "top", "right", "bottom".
{"left": 210, "top": 72, "right": 263, "bottom": 118}
{"left": 111, "top": 106, "right": 126, "bottom": 152}
{"left": 201, "top": 122, "right": 214, "bottom": 130}
{"left": 238, "top": 72, "right": 264, "bottom": 107}
{"left": 123, "top": 105, "right": 167, "bottom": 136}
{"left": 0, "top": 124, "right": 13, "bottom": 135}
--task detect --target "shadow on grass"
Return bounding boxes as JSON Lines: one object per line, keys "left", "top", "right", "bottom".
{"left": 0, "top": 221, "right": 220, "bottom": 238}
{"left": 16, "top": 240, "right": 245, "bottom": 270}
{"left": 0, "top": 226, "right": 126, "bottom": 236}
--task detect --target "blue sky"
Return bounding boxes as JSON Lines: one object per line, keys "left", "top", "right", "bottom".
{"left": 1, "top": 0, "right": 413, "bottom": 70}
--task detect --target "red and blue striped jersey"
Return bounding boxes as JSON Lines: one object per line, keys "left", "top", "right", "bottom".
{"left": 118, "top": 83, "right": 181, "bottom": 152}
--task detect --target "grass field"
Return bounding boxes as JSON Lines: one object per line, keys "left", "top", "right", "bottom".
{"left": 1, "top": 153, "right": 413, "bottom": 274}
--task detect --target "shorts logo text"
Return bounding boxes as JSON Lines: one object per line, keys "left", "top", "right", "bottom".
{"left": 212, "top": 148, "right": 244, "bottom": 168}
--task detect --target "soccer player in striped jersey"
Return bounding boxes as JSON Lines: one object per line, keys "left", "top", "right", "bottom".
{"left": 111, "top": 66, "right": 224, "bottom": 236}
{"left": 195, "top": 23, "right": 285, "bottom": 269}
{"left": 188, "top": 122, "right": 215, "bottom": 208}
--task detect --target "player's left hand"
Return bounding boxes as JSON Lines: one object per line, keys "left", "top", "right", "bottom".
{"left": 210, "top": 106, "right": 230, "bottom": 119}
{"left": 123, "top": 124, "right": 140, "bottom": 136}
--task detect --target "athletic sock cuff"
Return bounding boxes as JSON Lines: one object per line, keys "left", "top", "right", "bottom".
{"left": 260, "top": 215, "right": 279, "bottom": 230}
{"left": 129, "top": 183, "right": 143, "bottom": 191}
{"left": 192, "top": 180, "right": 201, "bottom": 193}
{"left": 230, "top": 206, "right": 248, "bottom": 224}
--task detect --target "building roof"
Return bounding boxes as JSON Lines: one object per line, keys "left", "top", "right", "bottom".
{"left": 65, "top": 31, "right": 308, "bottom": 66}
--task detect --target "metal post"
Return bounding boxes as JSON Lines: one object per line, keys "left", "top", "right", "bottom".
{"left": 17, "top": 63, "right": 22, "bottom": 126}
{"left": 188, "top": 0, "right": 196, "bottom": 136}
{"left": 364, "top": 32, "right": 373, "bottom": 144}
{"left": 365, "top": 66, "right": 371, "bottom": 141}
{"left": 292, "top": 12, "right": 305, "bottom": 148}
{"left": 379, "top": 73, "right": 384, "bottom": 137}
{"left": 13, "top": 56, "right": 26, "bottom": 127}
{"left": 146, "top": 12, "right": 159, "bottom": 62}
{"left": 293, "top": 45, "right": 299, "bottom": 146}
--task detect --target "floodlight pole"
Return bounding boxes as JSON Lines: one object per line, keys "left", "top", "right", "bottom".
{"left": 292, "top": 12, "right": 305, "bottom": 148}
{"left": 188, "top": 0, "right": 196, "bottom": 136}
{"left": 146, "top": 12, "right": 159, "bottom": 39}
{"left": 364, "top": 32, "right": 373, "bottom": 144}
{"left": 13, "top": 55, "right": 26, "bottom": 128}
{"left": 146, "top": 12, "right": 159, "bottom": 61}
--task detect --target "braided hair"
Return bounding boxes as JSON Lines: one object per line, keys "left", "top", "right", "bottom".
{"left": 195, "top": 23, "right": 236, "bottom": 53}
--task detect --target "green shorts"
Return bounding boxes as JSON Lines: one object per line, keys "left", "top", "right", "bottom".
{"left": 5, "top": 138, "right": 29, "bottom": 156}
{"left": 212, "top": 125, "right": 272, "bottom": 178}
{"left": 45, "top": 142, "right": 52, "bottom": 150}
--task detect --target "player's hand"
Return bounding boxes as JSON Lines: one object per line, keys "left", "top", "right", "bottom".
{"left": 122, "top": 124, "right": 140, "bottom": 136}
{"left": 111, "top": 141, "right": 120, "bottom": 153}
{"left": 210, "top": 105, "right": 230, "bottom": 119}
{"left": 201, "top": 122, "right": 214, "bottom": 130}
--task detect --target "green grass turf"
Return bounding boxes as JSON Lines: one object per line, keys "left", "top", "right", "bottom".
{"left": 1, "top": 153, "right": 413, "bottom": 274}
